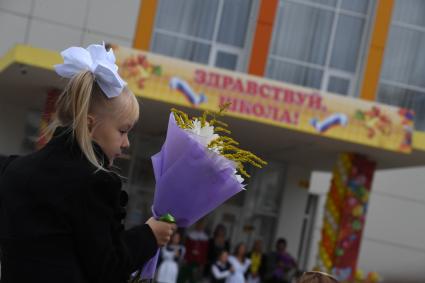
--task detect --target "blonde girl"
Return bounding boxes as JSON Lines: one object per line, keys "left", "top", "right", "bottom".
{"left": 0, "top": 43, "right": 175, "bottom": 283}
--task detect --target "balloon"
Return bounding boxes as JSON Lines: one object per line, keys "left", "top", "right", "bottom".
{"left": 320, "top": 247, "right": 326, "bottom": 258}
{"left": 355, "top": 175, "right": 367, "bottom": 186}
{"left": 328, "top": 219, "right": 337, "bottom": 231}
{"left": 352, "top": 205, "right": 363, "bottom": 217}
{"left": 348, "top": 180, "right": 357, "bottom": 190}
{"left": 325, "top": 259, "right": 332, "bottom": 269}
{"left": 327, "top": 225, "right": 334, "bottom": 236}
{"left": 349, "top": 197, "right": 357, "bottom": 206}
{"left": 362, "top": 192, "right": 370, "bottom": 203}
{"left": 367, "top": 271, "right": 381, "bottom": 283}
{"left": 351, "top": 168, "right": 358, "bottom": 178}
{"left": 352, "top": 220, "right": 362, "bottom": 231}
{"left": 355, "top": 269, "right": 365, "bottom": 281}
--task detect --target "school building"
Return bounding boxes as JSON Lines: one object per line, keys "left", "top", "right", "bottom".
{"left": 1, "top": 1, "right": 424, "bottom": 281}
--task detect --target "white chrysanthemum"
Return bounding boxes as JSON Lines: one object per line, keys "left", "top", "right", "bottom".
{"left": 184, "top": 119, "right": 219, "bottom": 147}
{"left": 184, "top": 119, "right": 245, "bottom": 188}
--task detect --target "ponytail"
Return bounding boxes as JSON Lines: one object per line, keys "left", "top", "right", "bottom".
{"left": 52, "top": 70, "right": 107, "bottom": 171}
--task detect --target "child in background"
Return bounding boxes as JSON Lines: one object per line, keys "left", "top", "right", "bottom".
{"left": 179, "top": 221, "right": 209, "bottom": 283}
{"left": 211, "top": 249, "right": 234, "bottom": 283}
{"left": 247, "top": 240, "right": 266, "bottom": 283}
{"left": 157, "top": 231, "right": 186, "bottom": 283}
{"left": 227, "top": 243, "right": 251, "bottom": 283}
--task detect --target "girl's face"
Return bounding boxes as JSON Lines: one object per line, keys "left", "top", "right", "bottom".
{"left": 90, "top": 91, "right": 138, "bottom": 166}
{"left": 253, "top": 240, "right": 262, "bottom": 252}
{"left": 90, "top": 114, "right": 134, "bottom": 165}
{"left": 171, "top": 233, "right": 181, "bottom": 245}
{"left": 216, "top": 226, "right": 226, "bottom": 238}
{"left": 219, "top": 251, "right": 229, "bottom": 263}
{"left": 237, "top": 244, "right": 246, "bottom": 257}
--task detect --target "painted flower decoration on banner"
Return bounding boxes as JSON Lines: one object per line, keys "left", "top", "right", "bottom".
{"left": 119, "top": 52, "right": 162, "bottom": 89}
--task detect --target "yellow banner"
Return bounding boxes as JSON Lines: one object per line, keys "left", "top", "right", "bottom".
{"left": 113, "top": 46, "right": 414, "bottom": 153}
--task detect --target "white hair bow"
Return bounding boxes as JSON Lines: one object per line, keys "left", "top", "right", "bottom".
{"left": 54, "top": 43, "right": 127, "bottom": 98}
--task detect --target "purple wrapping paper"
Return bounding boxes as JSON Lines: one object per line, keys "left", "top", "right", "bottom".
{"left": 139, "top": 114, "right": 243, "bottom": 279}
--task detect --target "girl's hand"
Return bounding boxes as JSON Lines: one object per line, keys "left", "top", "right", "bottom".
{"left": 146, "top": 217, "right": 177, "bottom": 246}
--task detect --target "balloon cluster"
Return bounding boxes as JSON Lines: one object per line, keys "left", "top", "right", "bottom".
{"left": 317, "top": 153, "right": 376, "bottom": 283}
{"left": 317, "top": 154, "right": 351, "bottom": 272}
{"left": 353, "top": 269, "right": 382, "bottom": 283}
{"left": 333, "top": 160, "right": 371, "bottom": 263}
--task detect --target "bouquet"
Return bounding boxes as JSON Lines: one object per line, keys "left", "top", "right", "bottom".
{"left": 132, "top": 103, "right": 266, "bottom": 281}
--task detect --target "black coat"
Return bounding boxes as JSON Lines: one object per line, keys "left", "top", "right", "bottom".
{"left": 0, "top": 128, "right": 157, "bottom": 283}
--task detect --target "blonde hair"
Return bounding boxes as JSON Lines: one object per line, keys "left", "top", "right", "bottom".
{"left": 49, "top": 70, "right": 139, "bottom": 171}
{"left": 297, "top": 272, "right": 339, "bottom": 283}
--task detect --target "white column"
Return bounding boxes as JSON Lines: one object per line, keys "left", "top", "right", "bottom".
{"left": 274, "top": 164, "right": 312, "bottom": 257}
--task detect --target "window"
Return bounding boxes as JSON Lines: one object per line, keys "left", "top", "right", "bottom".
{"left": 151, "top": 0, "right": 257, "bottom": 71}
{"left": 378, "top": 0, "right": 425, "bottom": 130}
{"left": 266, "top": 0, "right": 373, "bottom": 96}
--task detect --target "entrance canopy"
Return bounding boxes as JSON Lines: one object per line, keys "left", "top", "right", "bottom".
{"left": 1, "top": 45, "right": 425, "bottom": 170}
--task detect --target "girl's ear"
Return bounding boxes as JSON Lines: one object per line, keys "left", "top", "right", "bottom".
{"left": 87, "top": 115, "right": 95, "bottom": 133}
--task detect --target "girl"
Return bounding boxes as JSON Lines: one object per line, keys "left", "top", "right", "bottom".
{"left": 247, "top": 240, "right": 266, "bottom": 283}
{"left": 207, "top": 224, "right": 231, "bottom": 276}
{"left": 210, "top": 249, "right": 233, "bottom": 283}
{"left": 179, "top": 220, "right": 209, "bottom": 283}
{"left": 0, "top": 44, "right": 176, "bottom": 283}
{"left": 227, "top": 243, "right": 251, "bottom": 283}
{"left": 156, "top": 231, "right": 185, "bottom": 283}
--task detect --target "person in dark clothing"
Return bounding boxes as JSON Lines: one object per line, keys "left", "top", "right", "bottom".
{"left": 210, "top": 249, "right": 233, "bottom": 283}
{"left": 206, "top": 224, "right": 231, "bottom": 278}
{"left": 179, "top": 221, "right": 209, "bottom": 283}
{"left": 0, "top": 43, "right": 176, "bottom": 283}
{"left": 265, "top": 238, "right": 298, "bottom": 283}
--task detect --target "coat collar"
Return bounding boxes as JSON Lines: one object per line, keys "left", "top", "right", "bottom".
{"left": 48, "top": 127, "right": 111, "bottom": 168}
